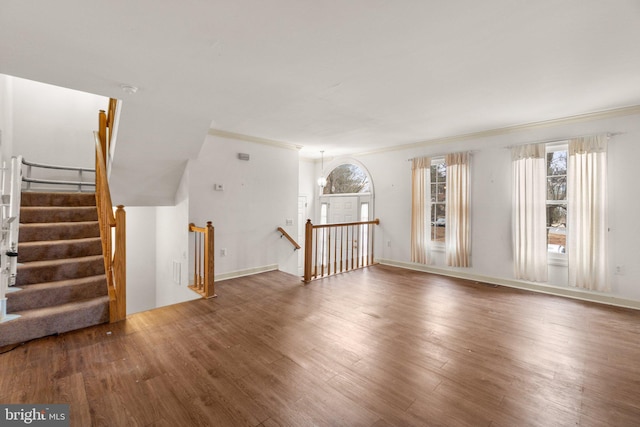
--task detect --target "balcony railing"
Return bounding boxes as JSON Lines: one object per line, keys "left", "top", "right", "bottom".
{"left": 303, "top": 218, "right": 380, "bottom": 283}
{"left": 188, "top": 221, "right": 216, "bottom": 299}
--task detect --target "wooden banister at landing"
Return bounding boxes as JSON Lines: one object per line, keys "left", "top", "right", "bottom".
{"left": 189, "top": 222, "right": 216, "bottom": 299}
{"left": 96, "top": 101, "right": 126, "bottom": 322}
{"left": 303, "top": 218, "right": 380, "bottom": 283}
{"left": 98, "top": 99, "right": 117, "bottom": 167}
{"left": 277, "top": 227, "right": 301, "bottom": 250}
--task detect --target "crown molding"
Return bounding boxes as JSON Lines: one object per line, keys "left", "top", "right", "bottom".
{"left": 208, "top": 128, "right": 302, "bottom": 151}
{"left": 352, "top": 104, "right": 640, "bottom": 157}
{"left": 209, "top": 104, "right": 640, "bottom": 159}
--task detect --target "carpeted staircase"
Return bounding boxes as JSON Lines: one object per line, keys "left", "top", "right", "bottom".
{"left": 0, "top": 192, "right": 109, "bottom": 347}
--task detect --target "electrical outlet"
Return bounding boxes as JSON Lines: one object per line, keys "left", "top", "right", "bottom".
{"left": 285, "top": 219, "right": 293, "bottom": 226}
{"left": 220, "top": 248, "right": 227, "bottom": 257}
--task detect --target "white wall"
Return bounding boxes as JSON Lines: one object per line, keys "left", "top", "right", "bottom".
{"left": 351, "top": 110, "right": 640, "bottom": 305}
{"left": 0, "top": 74, "right": 14, "bottom": 163}
{"left": 188, "top": 135, "right": 300, "bottom": 278}
{"left": 299, "top": 158, "right": 316, "bottom": 223}
{"left": 125, "top": 206, "right": 158, "bottom": 314}
{"left": 155, "top": 168, "right": 196, "bottom": 307}
{"left": 9, "top": 76, "right": 107, "bottom": 168}
{"left": 607, "top": 129, "right": 640, "bottom": 301}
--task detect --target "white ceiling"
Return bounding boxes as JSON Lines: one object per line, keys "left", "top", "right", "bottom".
{"left": 2, "top": 1, "right": 640, "bottom": 204}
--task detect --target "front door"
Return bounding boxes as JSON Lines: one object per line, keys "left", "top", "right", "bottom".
{"left": 327, "top": 195, "right": 358, "bottom": 223}
{"left": 318, "top": 196, "right": 359, "bottom": 269}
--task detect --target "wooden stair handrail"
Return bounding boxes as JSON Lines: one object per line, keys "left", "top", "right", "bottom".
{"left": 276, "top": 227, "right": 301, "bottom": 250}
{"left": 94, "top": 132, "right": 115, "bottom": 226}
{"left": 96, "top": 100, "right": 126, "bottom": 322}
{"left": 310, "top": 218, "right": 380, "bottom": 229}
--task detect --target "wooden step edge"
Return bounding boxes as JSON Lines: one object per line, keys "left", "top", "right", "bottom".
{"left": 8, "top": 274, "right": 108, "bottom": 291}
{"left": 18, "top": 237, "right": 103, "bottom": 247}
{"left": 19, "top": 221, "right": 100, "bottom": 227}
{"left": 16, "top": 254, "right": 105, "bottom": 269}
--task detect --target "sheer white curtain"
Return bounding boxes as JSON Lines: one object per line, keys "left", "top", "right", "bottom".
{"left": 411, "top": 157, "right": 431, "bottom": 264}
{"left": 512, "top": 143, "right": 547, "bottom": 281}
{"left": 445, "top": 152, "right": 470, "bottom": 267}
{"left": 568, "top": 135, "right": 608, "bottom": 291}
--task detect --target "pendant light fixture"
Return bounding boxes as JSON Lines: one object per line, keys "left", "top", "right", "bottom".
{"left": 317, "top": 150, "right": 327, "bottom": 188}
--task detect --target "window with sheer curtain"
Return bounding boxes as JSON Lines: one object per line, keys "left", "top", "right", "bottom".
{"left": 512, "top": 136, "right": 609, "bottom": 289}
{"left": 411, "top": 154, "right": 470, "bottom": 266}
{"left": 411, "top": 157, "right": 431, "bottom": 264}
{"left": 445, "top": 152, "right": 471, "bottom": 267}
{"left": 512, "top": 143, "right": 548, "bottom": 281}
{"left": 568, "top": 135, "right": 608, "bottom": 291}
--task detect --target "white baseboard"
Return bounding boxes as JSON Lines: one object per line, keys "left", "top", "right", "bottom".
{"left": 377, "top": 258, "right": 640, "bottom": 311}
{"left": 214, "top": 264, "right": 279, "bottom": 282}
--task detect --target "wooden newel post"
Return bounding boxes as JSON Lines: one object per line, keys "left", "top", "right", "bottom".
{"left": 303, "top": 219, "right": 313, "bottom": 283}
{"left": 113, "top": 205, "right": 126, "bottom": 321}
{"left": 98, "top": 110, "right": 107, "bottom": 162}
{"left": 205, "top": 221, "right": 216, "bottom": 298}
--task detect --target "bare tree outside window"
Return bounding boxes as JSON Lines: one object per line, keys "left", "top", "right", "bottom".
{"left": 323, "top": 164, "right": 370, "bottom": 194}
{"left": 547, "top": 148, "right": 567, "bottom": 253}
{"left": 430, "top": 160, "right": 446, "bottom": 242}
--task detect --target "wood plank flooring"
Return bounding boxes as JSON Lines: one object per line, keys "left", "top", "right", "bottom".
{"left": 2, "top": 264, "right": 640, "bottom": 426}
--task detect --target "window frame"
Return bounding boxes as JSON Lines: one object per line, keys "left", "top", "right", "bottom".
{"left": 322, "top": 163, "right": 371, "bottom": 195}
{"left": 545, "top": 142, "right": 568, "bottom": 264}
{"left": 430, "top": 157, "right": 446, "bottom": 247}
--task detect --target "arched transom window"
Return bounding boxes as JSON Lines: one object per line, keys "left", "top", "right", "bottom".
{"left": 322, "top": 164, "right": 371, "bottom": 195}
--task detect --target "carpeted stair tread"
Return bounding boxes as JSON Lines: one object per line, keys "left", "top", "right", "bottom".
{"left": 16, "top": 255, "right": 105, "bottom": 286}
{"left": 18, "top": 221, "right": 100, "bottom": 242}
{"left": 21, "top": 192, "right": 97, "bottom": 207}
{"left": 20, "top": 206, "right": 98, "bottom": 223}
{"left": 1, "top": 190, "right": 110, "bottom": 347}
{"left": 7, "top": 275, "right": 108, "bottom": 312}
{"left": 0, "top": 295, "right": 110, "bottom": 347}
{"left": 18, "top": 237, "right": 103, "bottom": 263}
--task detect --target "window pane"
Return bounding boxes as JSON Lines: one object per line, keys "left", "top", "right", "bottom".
{"left": 546, "top": 147, "right": 567, "bottom": 253}
{"left": 436, "top": 183, "right": 446, "bottom": 202}
{"left": 430, "top": 204, "right": 445, "bottom": 241}
{"left": 430, "top": 159, "right": 446, "bottom": 242}
{"left": 547, "top": 204, "right": 566, "bottom": 227}
{"left": 547, "top": 204, "right": 566, "bottom": 252}
{"left": 547, "top": 176, "right": 567, "bottom": 201}
{"left": 320, "top": 203, "right": 328, "bottom": 224}
{"left": 360, "top": 203, "right": 369, "bottom": 222}
{"left": 431, "top": 225, "right": 445, "bottom": 242}
{"left": 547, "top": 151, "right": 567, "bottom": 176}
{"left": 323, "top": 164, "right": 370, "bottom": 194}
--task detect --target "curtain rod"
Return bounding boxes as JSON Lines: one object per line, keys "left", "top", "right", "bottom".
{"left": 407, "top": 150, "right": 476, "bottom": 162}
{"left": 407, "top": 131, "right": 624, "bottom": 161}
{"left": 503, "top": 132, "right": 623, "bottom": 149}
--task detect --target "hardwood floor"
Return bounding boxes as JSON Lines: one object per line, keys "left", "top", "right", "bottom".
{"left": 1, "top": 264, "right": 640, "bottom": 426}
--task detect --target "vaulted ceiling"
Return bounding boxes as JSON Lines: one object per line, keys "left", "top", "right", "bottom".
{"left": 2, "top": 1, "right": 639, "bottom": 204}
